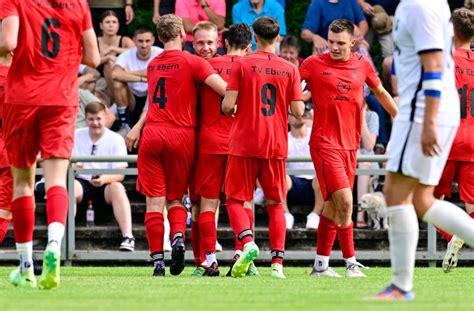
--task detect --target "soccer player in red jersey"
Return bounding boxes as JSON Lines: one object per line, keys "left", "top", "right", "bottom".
{"left": 299, "top": 19, "right": 397, "bottom": 278}
{"left": 0, "top": 0, "right": 100, "bottom": 289}
{"left": 194, "top": 23, "right": 252, "bottom": 277}
{"left": 222, "top": 16, "right": 305, "bottom": 279}
{"left": 433, "top": 8, "right": 474, "bottom": 273}
{"left": 133, "top": 14, "right": 226, "bottom": 277}
{"left": 0, "top": 52, "right": 11, "bottom": 245}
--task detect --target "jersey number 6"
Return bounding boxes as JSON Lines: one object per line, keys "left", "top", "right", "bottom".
{"left": 41, "top": 18, "right": 60, "bottom": 59}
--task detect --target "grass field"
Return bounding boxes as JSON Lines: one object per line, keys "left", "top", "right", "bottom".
{"left": 0, "top": 266, "right": 472, "bottom": 310}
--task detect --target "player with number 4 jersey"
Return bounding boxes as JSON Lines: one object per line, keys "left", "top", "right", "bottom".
{"left": 0, "top": 0, "right": 100, "bottom": 289}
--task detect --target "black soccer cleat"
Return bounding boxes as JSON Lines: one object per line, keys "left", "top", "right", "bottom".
{"left": 169, "top": 237, "right": 185, "bottom": 276}
{"left": 153, "top": 260, "right": 165, "bottom": 277}
{"left": 203, "top": 262, "right": 220, "bottom": 277}
{"left": 226, "top": 254, "right": 239, "bottom": 277}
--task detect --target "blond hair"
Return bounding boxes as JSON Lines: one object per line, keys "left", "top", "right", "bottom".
{"left": 156, "top": 14, "right": 183, "bottom": 43}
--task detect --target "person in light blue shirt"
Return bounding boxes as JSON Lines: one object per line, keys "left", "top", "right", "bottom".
{"left": 232, "top": 0, "right": 286, "bottom": 50}
{"left": 301, "top": 0, "right": 367, "bottom": 54}
{"left": 238, "top": 0, "right": 285, "bottom": 8}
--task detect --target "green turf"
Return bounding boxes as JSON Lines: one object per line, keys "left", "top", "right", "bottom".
{"left": 0, "top": 266, "right": 472, "bottom": 310}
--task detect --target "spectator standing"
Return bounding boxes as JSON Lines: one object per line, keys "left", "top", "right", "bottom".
{"left": 73, "top": 102, "right": 135, "bottom": 251}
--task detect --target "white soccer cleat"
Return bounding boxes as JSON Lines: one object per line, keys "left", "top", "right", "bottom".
{"left": 442, "top": 235, "right": 464, "bottom": 273}
{"left": 306, "top": 212, "right": 320, "bottom": 229}
{"left": 310, "top": 266, "right": 341, "bottom": 278}
{"left": 345, "top": 260, "right": 368, "bottom": 278}
{"left": 284, "top": 212, "right": 294, "bottom": 229}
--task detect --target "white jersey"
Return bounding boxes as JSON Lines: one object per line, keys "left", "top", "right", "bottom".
{"left": 287, "top": 128, "right": 315, "bottom": 180}
{"left": 115, "top": 46, "right": 163, "bottom": 97}
{"left": 392, "top": 0, "right": 459, "bottom": 127}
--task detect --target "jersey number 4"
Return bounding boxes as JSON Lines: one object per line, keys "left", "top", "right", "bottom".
{"left": 152, "top": 77, "right": 168, "bottom": 109}
{"left": 458, "top": 84, "right": 474, "bottom": 119}
{"left": 261, "top": 83, "right": 276, "bottom": 117}
{"left": 41, "top": 18, "right": 60, "bottom": 58}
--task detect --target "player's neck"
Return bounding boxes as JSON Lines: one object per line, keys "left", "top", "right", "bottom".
{"left": 163, "top": 40, "right": 183, "bottom": 52}
{"left": 256, "top": 45, "right": 276, "bottom": 54}
{"left": 454, "top": 38, "right": 471, "bottom": 50}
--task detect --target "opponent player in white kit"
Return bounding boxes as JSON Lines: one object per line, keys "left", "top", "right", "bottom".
{"left": 371, "top": 0, "right": 474, "bottom": 301}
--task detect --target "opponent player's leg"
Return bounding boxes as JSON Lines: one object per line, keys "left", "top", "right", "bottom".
{"left": 225, "top": 156, "right": 259, "bottom": 278}
{"left": 259, "top": 158, "right": 287, "bottom": 279}
{"left": 104, "top": 182, "right": 134, "bottom": 251}
{"left": 0, "top": 166, "right": 13, "bottom": 244}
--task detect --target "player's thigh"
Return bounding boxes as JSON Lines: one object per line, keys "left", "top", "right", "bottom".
{"left": 0, "top": 167, "right": 13, "bottom": 211}
{"left": 38, "top": 106, "right": 77, "bottom": 161}
{"left": 225, "top": 155, "right": 258, "bottom": 202}
{"left": 458, "top": 162, "right": 474, "bottom": 204}
{"left": 136, "top": 132, "right": 166, "bottom": 198}
{"left": 433, "top": 160, "right": 457, "bottom": 199}
{"left": 2, "top": 104, "right": 40, "bottom": 168}
{"left": 195, "top": 153, "right": 227, "bottom": 199}
{"left": 258, "top": 159, "right": 286, "bottom": 203}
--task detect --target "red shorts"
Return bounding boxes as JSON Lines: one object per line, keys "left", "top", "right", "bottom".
{"left": 434, "top": 160, "right": 474, "bottom": 204}
{"left": 0, "top": 166, "right": 12, "bottom": 211}
{"left": 310, "top": 148, "right": 357, "bottom": 201}
{"left": 2, "top": 104, "right": 77, "bottom": 168}
{"left": 195, "top": 153, "right": 227, "bottom": 199}
{"left": 225, "top": 155, "right": 286, "bottom": 202}
{"left": 137, "top": 125, "right": 195, "bottom": 201}
{"left": 0, "top": 126, "right": 9, "bottom": 168}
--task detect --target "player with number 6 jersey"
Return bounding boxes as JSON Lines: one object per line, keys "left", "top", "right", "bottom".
{"left": 0, "top": 0, "right": 100, "bottom": 289}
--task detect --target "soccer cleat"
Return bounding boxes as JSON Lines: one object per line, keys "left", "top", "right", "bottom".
{"left": 120, "top": 236, "right": 135, "bottom": 252}
{"left": 226, "top": 254, "right": 239, "bottom": 277}
{"left": 246, "top": 261, "right": 260, "bottom": 277}
{"left": 370, "top": 284, "right": 415, "bottom": 301}
{"left": 191, "top": 266, "right": 206, "bottom": 277}
{"left": 310, "top": 266, "right": 341, "bottom": 278}
{"left": 38, "top": 241, "right": 61, "bottom": 289}
{"left": 9, "top": 268, "right": 37, "bottom": 289}
{"left": 153, "top": 260, "right": 165, "bottom": 277}
{"left": 271, "top": 263, "right": 286, "bottom": 279}
{"left": 231, "top": 242, "right": 259, "bottom": 278}
{"left": 442, "top": 235, "right": 464, "bottom": 273}
{"left": 169, "top": 237, "right": 185, "bottom": 276}
{"left": 203, "top": 262, "right": 220, "bottom": 277}
{"left": 345, "top": 261, "right": 368, "bottom": 278}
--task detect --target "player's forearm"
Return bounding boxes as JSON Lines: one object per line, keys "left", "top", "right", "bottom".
{"left": 373, "top": 87, "right": 398, "bottom": 117}
{"left": 419, "top": 51, "right": 443, "bottom": 127}
{"left": 0, "top": 17, "right": 19, "bottom": 52}
{"left": 222, "top": 90, "right": 238, "bottom": 115}
{"left": 361, "top": 124, "right": 376, "bottom": 151}
{"left": 423, "top": 97, "right": 440, "bottom": 127}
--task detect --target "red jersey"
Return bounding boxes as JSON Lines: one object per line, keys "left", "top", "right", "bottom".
{"left": 0, "top": 0, "right": 92, "bottom": 107}
{"left": 227, "top": 51, "right": 303, "bottom": 159}
{"left": 449, "top": 48, "right": 474, "bottom": 162}
{"left": 199, "top": 55, "right": 238, "bottom": 154}
{"left": 300, "top": 53, "right": 381, "bottom": 150}
{"left": 0, "top": 65, "right": 9, "bottom": 168}
{"left": 146, "top": 50, "right": 215, "bottom": 128}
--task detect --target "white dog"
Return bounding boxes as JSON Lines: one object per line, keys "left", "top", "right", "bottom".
{"left": 358, "top": 192, "right": 388, "bottom": 230}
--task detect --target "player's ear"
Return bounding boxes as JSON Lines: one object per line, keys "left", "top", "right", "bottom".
{"left": 224, "top": 38, "right": 229, "bottom": 50}
{"left": 244, "top": 44, "right": 251, "bottom": 54}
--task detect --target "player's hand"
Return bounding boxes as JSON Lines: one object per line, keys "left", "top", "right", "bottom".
{"left": 125, "top": 5, "right": 134, "bottom": 25}
{"left": 360, "top": 2, "right": 375, "bottom": 16}
{"left": 312, "top": 36, "right": 328, "bottom": 55}
{"left": 125, "top": 126, "right": 141, "bottom": 152}
{"left": 421, "top": 124, "right": 441, "bottom": 157}
{"left": 89, "top": 176, "right": 106, "bottom": 187}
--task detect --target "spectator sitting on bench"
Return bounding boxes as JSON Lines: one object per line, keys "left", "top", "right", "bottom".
{"left": 73, "top": 102, "right": 135, "bottom": 251}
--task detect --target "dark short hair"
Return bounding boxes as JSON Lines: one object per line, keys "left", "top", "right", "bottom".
{"left": 227, "top": 23, "right": 252, "bottom": 50}
{"left": 156, "top": 14, "right": 183, "bottom": 43}
{"left": 328, "top": 19, "right": 355, "bottom": 36}
{"left": 252, "top": 16, "right": 280, "bottom": 42}
{"left": 85, "top": 102, "right": 106, "bottom": 115}
{"left": 134, "top": 24, "right": 154, "bottom": 37}
{"left": 453, "top": 8, "right": 474, "bottom": 42}
{"left": 280, "top": 35, "right": 300, "bottom": 52}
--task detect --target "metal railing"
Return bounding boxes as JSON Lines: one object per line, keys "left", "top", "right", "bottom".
{"left": 1, "top": 155, "right": 472, "bottom": 266}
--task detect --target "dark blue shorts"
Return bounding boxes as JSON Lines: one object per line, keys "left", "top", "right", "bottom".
{"left": 286, "top": 176, "right": 315, "bottom": 206}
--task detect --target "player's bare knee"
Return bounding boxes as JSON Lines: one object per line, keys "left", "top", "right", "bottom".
{"left": 146, "top": 196, "right": 165, "bottom": 213}
{"left": 200, "top": 198, "right": 218, "bottom": 213}
{"left": 0, "top": 209, "right": 11, "bottom": 219}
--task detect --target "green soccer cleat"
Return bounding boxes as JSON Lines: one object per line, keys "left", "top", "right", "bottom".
{"left": 246, "top": 261, "right": 260, "bottom": 277}
{"left": 231, "top": 242, "right": 259, "bottom": 278}
{"left": 9, "top": 268, "right": 37, "bottom": 289}
{"left": 38, "top": 241, "right": 61, "bottom": 290}
{"left": 191, "top": 266, "right": 206, "bottom": 277}
{"left": 271, "top": 263, "right": 286, "bottom": 279}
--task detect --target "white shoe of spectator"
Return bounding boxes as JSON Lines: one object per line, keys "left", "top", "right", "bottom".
{"left": 117, "top": 124, "right": 131, "bottom": 138}
{"left": 253, "top": 188, "right": 265, "bottom": 205}
{"left": 215, "top": 240, "right": 223, "bottom": 252}
{"left": 284, "top": 212, "right": 294, "bottom": 229}
{"left": 120, "top": 236, "right": 135, "bottom": 252}
{"left": 306, "top": 212, "right": 320, "bottom": 230}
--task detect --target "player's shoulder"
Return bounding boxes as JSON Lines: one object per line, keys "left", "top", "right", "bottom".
{"left": 454, "top": 48, "right": 474, "bottom": 63}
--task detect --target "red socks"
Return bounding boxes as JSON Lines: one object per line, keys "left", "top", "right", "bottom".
{"left": 0, "top": 217, "right": 10, "bottom": 244}
{"left": 144, "top": 212, "right": 164, "bottom": 255}
{"left": 337, "top": 222, "right": 355, "bottom": 259}
{"left": 199, "top": 211, "right": 216, "bottom": 255}
{"left": 168, "top": 206, "right": 187, "bottom": 241}
{"left": 191, "top": 220, "right": 204, "bottom": 266}
{"left": 11, "top": 196, "right": 35, "bottom": 243}
{"left": 46, "top": 186, "right": 68, "bottom": 225}
{"left": 267, "top": 203, "right": 285, "bottom": 264}
{"left": 316, "top": 215, "right": 337, "bottom": 256}
{"left": 227, "top": 198, "right": 253, "bottom": 245}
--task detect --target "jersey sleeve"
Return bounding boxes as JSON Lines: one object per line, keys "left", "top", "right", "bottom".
{"left": 0, "top": 0, "right": 18, "bottom": 19}
{"left": 407, "top": 4, "right": 444, "bottom": 53}
{"left": 299, "top": 57, "right": 313, "bottom": 81}
{"left": 189, "top": 55, "right": 215, "bottom": 82}
{"left": 81, "top": 0, "right": 93, "bottom": 31}
{"left": 226, "top": 60, "right": 243, "bottom": 91}
{"left": 364, "top": 58, "right": 381, "bottom": 89}
{"left": 289, "top": 65, "right": 303, "bottom": 101}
